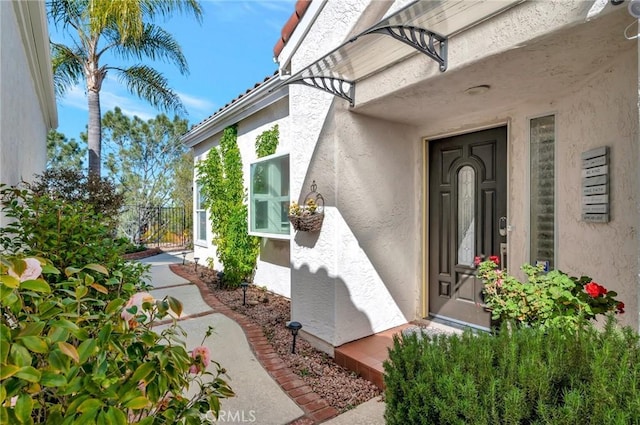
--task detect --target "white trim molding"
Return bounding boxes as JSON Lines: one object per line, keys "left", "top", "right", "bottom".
{"left": 12, "top": 0, "right": 58, "bottom": 130}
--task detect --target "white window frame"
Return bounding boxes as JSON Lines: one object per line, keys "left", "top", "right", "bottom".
{"left": 249, "top": 152, "right": 290, "bottom": 239}
{"left": 528, "top": 113, "right": 557, "bottom": 269}
{"left": 195, "top": 183, "right": 207, "bottom": 246}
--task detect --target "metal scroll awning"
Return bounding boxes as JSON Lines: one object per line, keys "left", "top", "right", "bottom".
{"left": 279, "top": 0, "right": 524, "bottom": 106}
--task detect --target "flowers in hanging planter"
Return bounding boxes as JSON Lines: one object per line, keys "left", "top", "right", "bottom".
{"left": 288, "top": 198, "right": 323, "bottom": 232}
{"left": 289, "top": 198, "right": 319, "bottom": 217}
{"left": 476, "top": 258, "right": 624, "bottom": 330}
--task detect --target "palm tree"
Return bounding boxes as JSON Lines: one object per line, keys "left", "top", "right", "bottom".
{"left": 48, "top": 0, "right": 202, "bottom": 178}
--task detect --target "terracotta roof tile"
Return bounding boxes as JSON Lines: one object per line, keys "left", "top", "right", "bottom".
{"left": 273, "top": 0, "right": 312, "bottom": 58}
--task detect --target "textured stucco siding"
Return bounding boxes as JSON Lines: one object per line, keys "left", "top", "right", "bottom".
{"left": 192, "top": 97, "right": 292, "bottom": 297}
{"left": 289, "top": 0, "right": 639, "bottom": 346}
{"left": 0, "top": 1, "right": 49, "bottom": 196}
{"left": 290, "top": 0, "right": 416, "bottom": 348}
{"left": 404, "top": 10, "right": 638, "bottom": 329}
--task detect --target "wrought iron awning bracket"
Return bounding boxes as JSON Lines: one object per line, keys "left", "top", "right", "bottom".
{"left": 363, "top": 24, "right": 448, "bottom": 72}
{"left": 286, "top": 75, "right": 356, "bottom": 106}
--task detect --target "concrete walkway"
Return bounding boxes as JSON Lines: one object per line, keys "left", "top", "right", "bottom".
{"left": 138, "top": 252, "right": 385, "bottom": 425}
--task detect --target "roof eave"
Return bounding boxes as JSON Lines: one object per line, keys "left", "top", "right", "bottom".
{"left": 181, "top": 77, "right": 288, "bottom": 149}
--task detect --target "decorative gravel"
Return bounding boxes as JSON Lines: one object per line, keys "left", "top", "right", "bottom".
{"left": 192, "top": 267, "right": 381, "bottom": 413}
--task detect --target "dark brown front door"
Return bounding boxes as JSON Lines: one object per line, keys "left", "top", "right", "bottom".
{"left": 428, "top": 127, "right": 507, "bottom": 328}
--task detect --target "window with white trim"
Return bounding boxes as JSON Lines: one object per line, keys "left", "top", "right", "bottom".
{"left": 530, "top": 115, "right": 555, "bottom": 268}
{"left": 249, "top": 154, "right": 289, "bottom": 237}
{"left": 196, "top": 184, "right": 207, "bottom": 244}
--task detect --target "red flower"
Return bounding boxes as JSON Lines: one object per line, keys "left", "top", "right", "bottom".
{"left": 584, "top": 282, "right": 607, "bottom": 298}
{"left": 489, "top": 255, "right": 500, "bottom": 266}
{"left": 474, "top": 256, "right": 482, "bottom": 266}
{"left": 616, "top": 302, "right": 625, "bottom": 314}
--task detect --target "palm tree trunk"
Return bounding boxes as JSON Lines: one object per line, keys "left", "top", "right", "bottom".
{"left": 87, "top": 89, "right": 102, "bottom": 178}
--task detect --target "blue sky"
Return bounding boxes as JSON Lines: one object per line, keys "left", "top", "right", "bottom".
{"left": 51, "top": 0, "right": 295, "bottom": 140}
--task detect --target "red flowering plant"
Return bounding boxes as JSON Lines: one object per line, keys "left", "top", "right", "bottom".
{"left": 476, "top": 256, "right": 623, "bottom": 330}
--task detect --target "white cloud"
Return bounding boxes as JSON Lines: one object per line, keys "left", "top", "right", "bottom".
{"left": 59, "top": 85, "right": 89, "bottom": 110}
{"left": 58, "top": 82, "right": 156, "bottom": 121}
{"left": 99, "top": 91, "right": 156, "bottom": 120}
{"left": 177, "top": 91, "right": 217, "bottom": 114}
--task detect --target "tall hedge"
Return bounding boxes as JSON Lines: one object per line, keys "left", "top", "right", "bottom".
{"left": 384, "top": 321, "right": 640, "bottom": 425}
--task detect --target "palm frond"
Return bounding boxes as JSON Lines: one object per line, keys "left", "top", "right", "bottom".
{"left": 47, "top": 0, "right": 87, "bottom": 29}
{"left": 114, "top": 65, "right": 186, "bottom": 114}
{"left": 88, "top": 0, "right": 144, "bottom": 41}
{"left": 139, "top": 0, "right": 202, "bottom": 23}
{"left": 51, "top": 42, "right": 85, "bottom": 96}
{"left": 105, "top": 24, "right": 188, "bottom": 75}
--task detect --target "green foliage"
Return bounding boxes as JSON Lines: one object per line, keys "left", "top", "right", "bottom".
{"left": 102, "top": 107, "right": 189, "bottom": 208}
{"left": 172, "top": 151, "right": 194, "bottom": 209}
{"left": 48, "top": 0, "right": 202, "bottom": 176}
{"left": 46, "top": 130, "right": 86, "bottom": 171}
{"left": 27, "top": 168, "right": 124, "bottom": 227}
{"left": 255, "top": 124, "right": 279, "bottom": 158}
{"left": 384, "top": 321, "right": 640, "bottom": 425}
{"left": 0, "top": 256, "right": 233, "bottom": 424}
{"left": 0, "top": 183, "right": 143, "bottom": 291}
{"left": 196, "top": 126, "right": 259, "bottom": 287}
{"left": 477, "top": 260, "right": 624, "bottom": 330}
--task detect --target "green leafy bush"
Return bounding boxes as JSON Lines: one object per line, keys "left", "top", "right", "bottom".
{"left": 27, "top": 168, "right": 124, "bottom": 229}
{"left": 0, "top": 184, "right": 147, "bottom": 292}
{"left": 384, "top": 322, "right": 640, "bottom": 425}
{"left": 0, "top": 256, "right": 233, "bottom": 424}
{"left": 476, "top": 258, "right": 624, "bottom": 330}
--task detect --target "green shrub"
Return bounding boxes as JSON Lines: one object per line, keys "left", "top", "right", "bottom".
{"left": 384, "top": 322, "right": 640, "bottom": 425}
{"left": 477, "top": 258, "right": 624, "bottom": 330}
{"left": 0, "top": 256, "right": 233, "bottom": 424}
{"left": 0, "top": 184, "right": 147, "bottom": 293}
{"left": 27, "top": 168, "right": 124, "bottom": 230}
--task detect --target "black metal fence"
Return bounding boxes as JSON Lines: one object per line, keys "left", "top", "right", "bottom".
{"left": 118, "top": 205, "right": 192, "bottom": 249}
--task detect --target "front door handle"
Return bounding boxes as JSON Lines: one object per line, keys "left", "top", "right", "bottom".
{"left": 499, "top": 216, "right": 507, "bottom": 236}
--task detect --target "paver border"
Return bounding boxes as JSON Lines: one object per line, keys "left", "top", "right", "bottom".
{"left": 169, "top": 264, "right": 339, "bottom": 425}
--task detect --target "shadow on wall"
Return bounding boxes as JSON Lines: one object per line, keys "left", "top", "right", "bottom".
{"left": 293, "top": 228, "right": 320, "bottom": 248}
{"left": 259, "top": 238, "right": 289, "bottom": 267}
{"left": 292, "top": 262, "right": 374, "bottom": 347}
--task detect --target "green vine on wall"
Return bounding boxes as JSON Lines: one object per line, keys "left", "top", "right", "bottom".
{"left": 255, "top": 124, "right": 279, "bottom": 158}
{"left": 195, "top": 124, "right": 280, "bottom": 287}
{"left": 196, "top": 125, "right": 259, "bottom": 287}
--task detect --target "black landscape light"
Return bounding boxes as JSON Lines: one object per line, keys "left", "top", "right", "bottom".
{"left": 181, "top": 251, "right": 187, "bottom": 265}
{"left": 217, "top": 271, "right": 225, "bottom": 289}
{"left": 240, "top": 282, "right": 249, "bottom": 306}
{"left": 285, "top": 321, "right": 303, "bottom": 354}
{"left": 193, "top": 257, "right": 199, "bottom": 272}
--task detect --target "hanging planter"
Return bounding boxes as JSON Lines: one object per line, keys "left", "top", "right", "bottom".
{"left": 288, "top": 181, "right": 324, "bottom": 232}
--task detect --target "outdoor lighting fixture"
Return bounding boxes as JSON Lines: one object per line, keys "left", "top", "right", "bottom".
{"left": 285, "top": 321, "right": 303, "bottom": 354}
{"left": 464, "top": 84, "right": 490, "bottom": 96}
{"left": 217, "top": 271, "right": 225, "bottom": 289}
{"left": 181, "top": 251, "right": 187, "bottom": 265}
{"left": 240, "top": 282, "right": 249, "bottom": 306}
{"left": 193, "top": 257, "right": 199, "bottom": 272}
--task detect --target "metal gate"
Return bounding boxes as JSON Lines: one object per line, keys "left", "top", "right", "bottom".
{"left": 119, "top": 205, "right": 192, "bottom": 249}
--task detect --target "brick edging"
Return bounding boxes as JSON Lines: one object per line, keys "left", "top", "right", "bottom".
{"left": 168, "top": 264, "right": 339, "bottom": 424}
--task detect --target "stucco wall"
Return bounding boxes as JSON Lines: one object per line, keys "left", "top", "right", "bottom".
{"left": 288, "top": 0, "right": 639, "bottom": 343}
{"left": 406, "top": 11, "right": 639, "bottom": 329}
{"left": 0, "top": 1, "right": 49, "bottom": 196}
{"left": 498, "top": 48, "right": 638, "bottom": 329}
{"left": 192, "top": 96, "right": 292, "bottom": 297}
{"left": 290, "top": 0, "right": 421, "bottom": 348}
